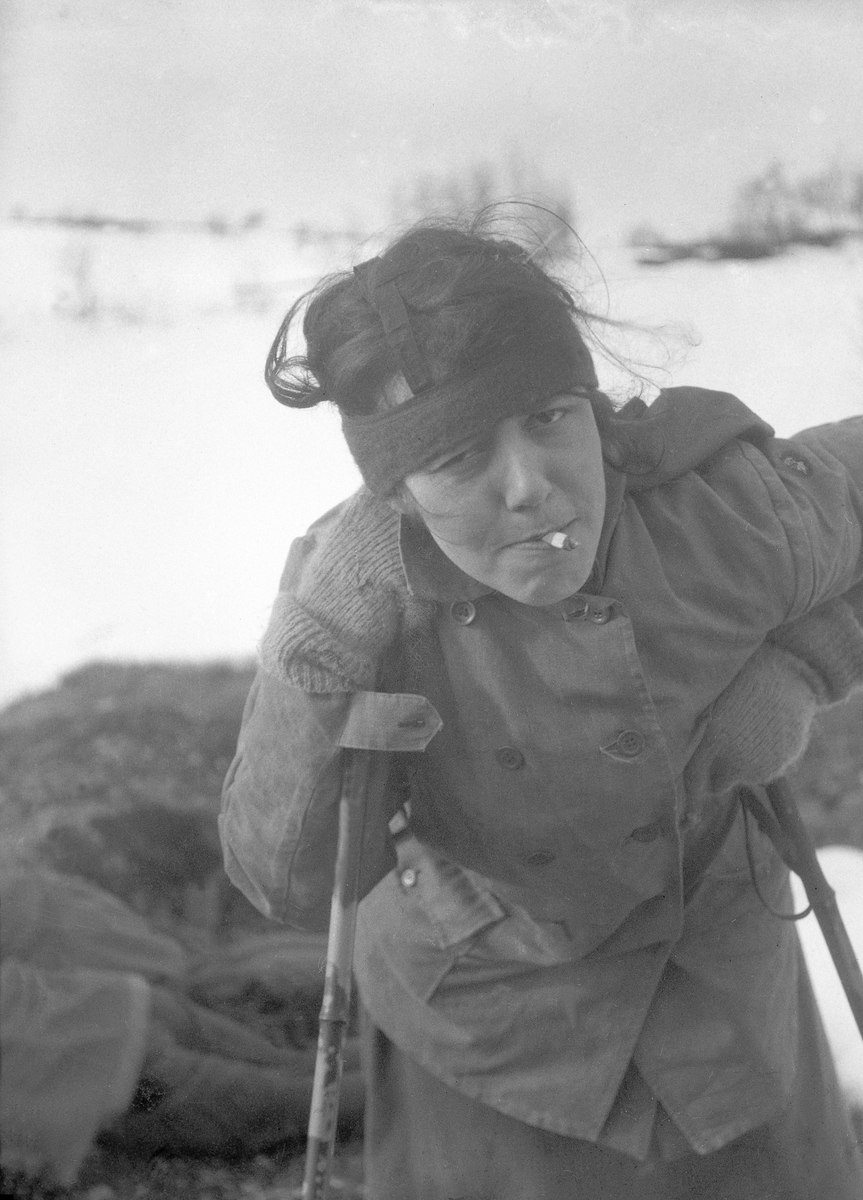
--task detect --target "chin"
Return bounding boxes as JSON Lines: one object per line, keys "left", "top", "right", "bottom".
{"left": 505, "top": 573, "right": 590, "bottom": 607}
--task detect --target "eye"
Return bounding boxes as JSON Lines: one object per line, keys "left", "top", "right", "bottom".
{"left": 527, "top": 407, "right": 566, "bottom": 430}
{"left": 426, "top": 443, "right": 483, "bottom": 474}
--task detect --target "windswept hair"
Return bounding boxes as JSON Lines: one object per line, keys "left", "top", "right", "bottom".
{"left": 265, "top": 209, "right": 658, "bottom": 474}
{"left": 267, "top": 214, "right": 608, "bottom": 413}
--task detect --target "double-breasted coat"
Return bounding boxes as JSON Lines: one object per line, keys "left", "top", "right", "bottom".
{"left": 220, "top": 388, "right": 863, "bottom": 1163}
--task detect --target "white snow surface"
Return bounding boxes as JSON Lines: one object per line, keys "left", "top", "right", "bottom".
{"left": 792, "top": 847, "right": 863, "bottom": 1107}
{"left": 1, "top": 223, "right": 862, "bottom": 704}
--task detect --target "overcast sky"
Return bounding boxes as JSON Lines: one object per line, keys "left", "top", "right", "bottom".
{"left": 2, "top": 0, "right": 862, "bottom": 242}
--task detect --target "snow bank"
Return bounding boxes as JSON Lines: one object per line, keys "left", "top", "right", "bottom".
{"left": 792, "top": 846, "right": 863, "bottom": 1107}
{"left": 0, "top": 223, "right": 352, "bottom": 323}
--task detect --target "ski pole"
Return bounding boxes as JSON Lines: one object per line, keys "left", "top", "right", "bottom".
{"left": 764, "top": 778, "right": 863, "bottom": 1041}
{"left": 303, "top": 747, "right": 373, "bottom": 1200}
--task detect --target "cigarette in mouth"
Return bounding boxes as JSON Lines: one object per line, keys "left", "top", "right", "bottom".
{"left": 542, "top": 531, "right": 578, "bottom": 551}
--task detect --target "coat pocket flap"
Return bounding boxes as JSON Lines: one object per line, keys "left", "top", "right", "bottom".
{"left": 396, "top": 837, "right": 506, "bottom": 948}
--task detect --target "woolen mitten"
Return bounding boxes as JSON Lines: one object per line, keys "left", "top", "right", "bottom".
{"left": 684, "top": 644, "right": 820, "bottom": 800}
{"left": 259, "top": 489, "right": 433, "bottom": 692}
{"left": 684, "top": 597, "right": 863, "bottom": 799}
{"left": 768, "top": 597, "right": 863, "bottom": 704}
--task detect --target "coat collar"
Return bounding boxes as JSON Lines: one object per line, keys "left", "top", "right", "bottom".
{"left": 399, "top": 516, "right": 493, "bottom": 604}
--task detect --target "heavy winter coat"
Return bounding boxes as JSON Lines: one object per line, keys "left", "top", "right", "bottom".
{"left": 220, "top": 388, "right": 863, "bottom": 1160}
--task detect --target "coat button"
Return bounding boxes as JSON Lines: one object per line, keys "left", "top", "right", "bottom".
{"left": 400, "top": 868, "right": 418, "bottom": 888}
{"left": 450, "top": 600, "right": 476, "bottom": 625}
{"left": 627, "top": 823, "right": 660, "bottom": 844}
{"left": 496, "top": 746, "right": 525, "bottom": 770}
{"left": 589, "top": 608, "right": 611, "bottom": 624}
{"left": 781, "top": 454, "right": 809, "bottom": 475}
{"left": 614, "top": 730, "right": 645, "bottom": 757}
{"left": 523, "top": 850, "right": 556, "bottom": 867}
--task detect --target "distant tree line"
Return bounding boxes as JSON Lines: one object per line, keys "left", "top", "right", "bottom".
{"left": 732, "top": 160, "right": 863, "bottom": 244}
{"left": 6, "top": 207, "right": 364, "bottom": 245}
{"left": 630, "top": 160, "right": 863, "bottom": 266}
{"left": 390, "top": 148, "right": 579, "bottom": 266}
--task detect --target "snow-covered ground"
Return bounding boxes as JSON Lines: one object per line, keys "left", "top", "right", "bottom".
{"left": 1, "top": 222, "right": 862, "bottom": 705}
{"left": 792, "top": 847, "right": 863, "bottom": 1109}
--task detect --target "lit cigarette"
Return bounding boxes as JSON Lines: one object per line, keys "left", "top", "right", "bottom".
{"left": 542, "top": 531, "right": 577, "bottom": 550}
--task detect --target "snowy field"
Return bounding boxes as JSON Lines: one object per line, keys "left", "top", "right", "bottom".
{"left": 2, "top": 221, "right": 862, "bottom": 705}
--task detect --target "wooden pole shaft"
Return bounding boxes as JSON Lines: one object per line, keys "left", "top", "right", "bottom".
{"left": 303, "top": 749, "right": 373, "bottom": 1200}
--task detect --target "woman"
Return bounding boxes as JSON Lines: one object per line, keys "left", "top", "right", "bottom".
{"left": 220, "top": 221, "right": 863, "bottom": 1197}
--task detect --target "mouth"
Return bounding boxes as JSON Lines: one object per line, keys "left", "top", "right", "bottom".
{"left": 512, "top": 523, "right": 576, "bottom": 547}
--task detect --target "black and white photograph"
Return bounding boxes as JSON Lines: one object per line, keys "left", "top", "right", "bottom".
{"left": 2, "top": 2, "right": 863, "bottom": 1197}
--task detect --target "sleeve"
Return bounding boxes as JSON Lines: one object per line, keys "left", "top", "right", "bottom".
{"left": 219, "top": 670, "right": 441, "bottom": 930}
{"left": 743, "top": 415, "right": 863, "bottom": 620}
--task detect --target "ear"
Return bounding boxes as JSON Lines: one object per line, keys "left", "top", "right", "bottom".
{"left": 386, "top": 492, "right": 410, "bottom": 514}
{"left": 386, "top": 483, "right": 423, "bottom": 521}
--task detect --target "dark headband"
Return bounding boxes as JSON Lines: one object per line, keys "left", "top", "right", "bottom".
{"left": 344, "top": 248, "right": 598, "bottom": 494}
{"left": 342, "top": 342, "right": 598, "bottom": 496}
{"left": 353, "top": 255, "right": 431, "bottom": 396}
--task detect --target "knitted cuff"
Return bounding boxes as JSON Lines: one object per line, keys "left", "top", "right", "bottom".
{"left": 259, "top": 593, "right": 378, "bottom": 693}
{"left": 294, "top": 490, "right": 404, "bottom": 597}
{"left": 769, "top": 598, "right": 863, "bottom": 706}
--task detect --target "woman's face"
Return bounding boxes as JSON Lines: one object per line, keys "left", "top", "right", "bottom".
{"left": 402, "top": 393, "right": 607, "bottom": 606}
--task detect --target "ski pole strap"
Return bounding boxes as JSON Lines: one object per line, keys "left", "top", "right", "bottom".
{"left": 739, "top": 787, "right": 811, "bottom": 920}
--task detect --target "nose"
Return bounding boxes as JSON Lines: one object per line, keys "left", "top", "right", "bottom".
{"left": 494, "top": 430, "right": 552, "bottom": 511}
